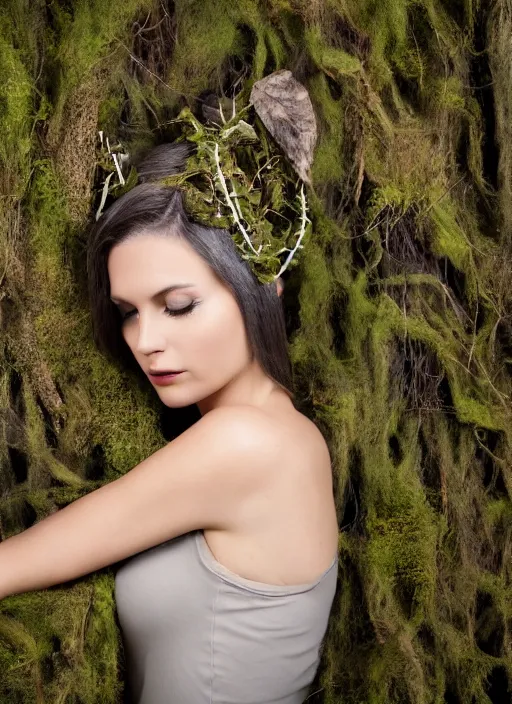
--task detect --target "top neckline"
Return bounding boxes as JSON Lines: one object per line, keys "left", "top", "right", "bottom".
{"left": 195, "top": 530, "right": 338, "bottom": 597}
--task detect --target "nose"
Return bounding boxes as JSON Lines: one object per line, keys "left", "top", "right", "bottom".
{"left": 133, "top": 311, "right": 166, "bottom": 355}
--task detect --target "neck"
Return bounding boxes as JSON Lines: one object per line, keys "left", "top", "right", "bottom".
{"left": 197, "top": 359, "right": 292, "bottom": 417}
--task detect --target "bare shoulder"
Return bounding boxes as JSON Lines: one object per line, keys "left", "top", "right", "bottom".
{"left": 198, "top": 405, "right": 337, "bottom": 583}
{"left": 267, "top": 406, "right": 331, "bottom": 466}
{"left": 197, "top": 404, "right": 328, "bottom": 465}
{"left": 191, "top": 404, "right": 285, "bottom": 457}
{"left": 196, "top": 404, "right": 329, "bottom": 488}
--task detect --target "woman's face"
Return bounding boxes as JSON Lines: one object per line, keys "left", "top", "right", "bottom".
{"left": 107, "top": 231, "right": 254, "bottom": 410}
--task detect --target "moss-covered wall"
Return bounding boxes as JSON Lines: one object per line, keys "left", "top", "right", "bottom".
{"left": 0, "top": 1, "right": 511, "bottom": 702}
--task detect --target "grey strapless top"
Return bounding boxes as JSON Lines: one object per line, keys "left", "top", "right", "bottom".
{"left": 114, "top": 529, "right": 338, "bottom": 704}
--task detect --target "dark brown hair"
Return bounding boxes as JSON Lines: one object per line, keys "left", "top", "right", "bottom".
{"left": 86, "top": 143, "right": 294, "bottom": 400}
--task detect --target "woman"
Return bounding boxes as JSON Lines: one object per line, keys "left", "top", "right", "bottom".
{"left": 0, "top": 144, "right": 339, "bottom": 704}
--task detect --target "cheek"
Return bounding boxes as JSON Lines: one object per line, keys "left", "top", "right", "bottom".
{"left": 122, "top": 324, "right": 140, "bottom": 353}
{"left": 187, "top": 299, "right": 249, "bottom": 368}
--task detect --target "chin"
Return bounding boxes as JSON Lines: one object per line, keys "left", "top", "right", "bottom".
{"left": 152, "top": 380, "right": 202, "bottom": 408}
{"left": 156, "top": 389, "right": 197, "bottom": 409}
{"left": 157, "top": 377, "right": 229, "bottom": 411}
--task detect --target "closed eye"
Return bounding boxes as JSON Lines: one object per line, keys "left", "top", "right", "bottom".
{"left": 120, "top": 301, "right": 199, "bottom": 322}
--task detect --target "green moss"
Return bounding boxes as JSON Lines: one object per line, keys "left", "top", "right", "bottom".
{"left": 306, "top": 25, "right": 361, "bottom": 76}
{"left": 429, "top": 200, "right": 472, "bottom": 270}
{"left": 428, "top": 75, "right": 466, "bottom": 111}
{"left": 0, "top": 578, "right": 121, "bottom": 703}
{"left": 484, "top": 498, "right": 512, "bottom": 526}
{"left": 264, "top": 25, "right": 288, "bottom": 71}
{"left": 308, "top": 73, "right": 345, "bottom": 184}
{"left": 347, "top": 0, "right": 410, "bottom": 88}
{"left": 0, "top": 30, "right": 33, "bottom": 192}
{"left": 54, "top": 0, "right": 154, "bottom": 91}
{"left": 168, "top": 0, "right": 239, "bottom": 94}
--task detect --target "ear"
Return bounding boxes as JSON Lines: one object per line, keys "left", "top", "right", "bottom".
{"left": 276, "top": 276, "right": 284, "bottom": 297}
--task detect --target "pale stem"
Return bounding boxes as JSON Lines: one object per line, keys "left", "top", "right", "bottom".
{"left": 96, "top": 172, "right": 115, "bottom": 221}
{"left": 274, "top": 184, "right": 310, "bottom": 280}
{"left": 213, "top": 143, "right": 259, "bottom": 256}
{"left": 229, "top": 181, "right": 244, "bottom": 220}
{"left": 112, "top": 153, "right": 125, "bottom": 185}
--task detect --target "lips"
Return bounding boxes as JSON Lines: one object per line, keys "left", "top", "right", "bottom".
{"left": 148, "top": 370, "right": 184, "bottom": 376}
{"left": 148, "top": 371, "right": 185, "bottom": 386}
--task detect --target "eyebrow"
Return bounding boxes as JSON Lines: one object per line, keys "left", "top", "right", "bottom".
{"left": 110, "top": 284, "right": 195, "bottom": 305}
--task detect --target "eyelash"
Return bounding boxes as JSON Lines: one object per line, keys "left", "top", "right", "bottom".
{"left": 121, "top": 301, "right": 199, "bottom": 322}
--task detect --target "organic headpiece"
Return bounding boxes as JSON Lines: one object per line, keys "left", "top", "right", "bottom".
{"left": 96, "top": 70, "right": 318, "bottom": 284}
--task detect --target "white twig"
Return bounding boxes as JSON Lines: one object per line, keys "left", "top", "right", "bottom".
{"left": 229, "top": 182, "right": 244, "bottom": 220}
{"left": 112, "top": 153, "right": 125, "bottom": 185}
{"left": 218, "top": 102, "right": 226, "bottom": 125}
{"left": 96, "top": 172, "right": 114, "bottom": 220}
{"left": 213, "top": 143, "right": 259, "bottom": 255}
{"left": 274, "top": 184, "right": 310, "bottom": 279}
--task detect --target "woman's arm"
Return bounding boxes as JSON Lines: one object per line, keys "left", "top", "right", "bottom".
{"left": 0, "top": 406, "right": 280, "bottom": 599}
